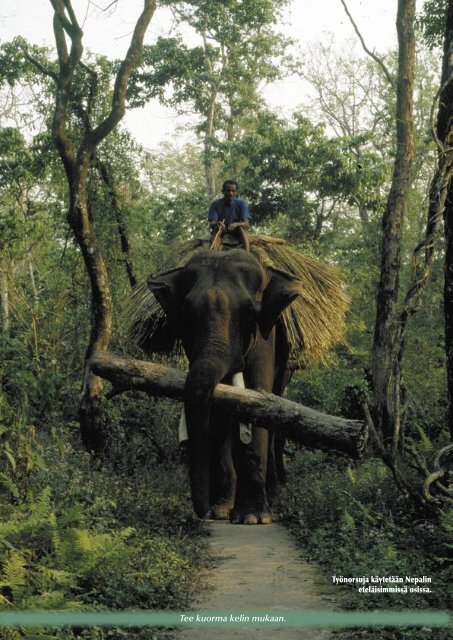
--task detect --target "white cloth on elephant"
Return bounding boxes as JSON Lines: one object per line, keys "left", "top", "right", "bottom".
{"left": 232, "top": 372, "right": 253, "bottom": 445}
{"left": 177, "top": 372, "right": 252, "bottom": 444}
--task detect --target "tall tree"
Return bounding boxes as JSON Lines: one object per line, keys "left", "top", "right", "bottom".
{"left": 129, "top": 0, "right": 291, "bottom": 199}
{"left": 370, "top": 0, "right": 416, "bottom": 448}
{"left": 24, "top": 0, "right": 156, "bottom": 451}
{"left": 436, "top": 0, "right": 453, "bottom": 438}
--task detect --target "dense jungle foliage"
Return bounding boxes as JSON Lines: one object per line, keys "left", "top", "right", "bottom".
{"left": 0, "top": 1, "right": 452, "bottom": 639}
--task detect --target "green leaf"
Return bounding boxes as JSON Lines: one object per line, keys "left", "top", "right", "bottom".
{"left": 3, "top": 449, "right": 16, "bottom": 472}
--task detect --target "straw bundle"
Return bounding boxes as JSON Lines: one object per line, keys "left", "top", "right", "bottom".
{"left": 125, "top": 235, "right": 349, "bottom": 367}
{"left": 249, "top": 237, "right": 349, "bottom": 364}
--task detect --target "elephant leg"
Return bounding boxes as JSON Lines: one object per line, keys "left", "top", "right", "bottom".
{"left": 273, "top": 431, "right": 287, "bottom": 483}
{"left": 230, "top": 333, "right": 275, "bottom": 525}
{"left": 266, "top": 431, "right": 279, "bottom": 501}
{"left": 231, "top": 425, "right": 272, "bottom": 524}
{"left": 208, "top": 411, "right": 236, "bottom": 520}
{"left": 271, "top": 323, "right": 291, "bottom": 485}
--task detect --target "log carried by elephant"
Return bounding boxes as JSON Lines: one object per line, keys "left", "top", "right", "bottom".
{"left": 119, "top": 237, "right": 351, "bottom": 524}
{"left": 90, "top": 351, "right": 368, "bottom": 457}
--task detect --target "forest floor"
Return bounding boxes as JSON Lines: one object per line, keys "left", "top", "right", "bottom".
{"left": 176, "top": 520, "right": 339, "bottom": 640}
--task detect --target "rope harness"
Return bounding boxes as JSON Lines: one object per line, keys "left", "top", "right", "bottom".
{"left": 209, "top": 222, "right": 251, "bottom": 252}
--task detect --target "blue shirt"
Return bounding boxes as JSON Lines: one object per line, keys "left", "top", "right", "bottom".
{"left": 208, "top": 197, "right": 251, "bottom": 225}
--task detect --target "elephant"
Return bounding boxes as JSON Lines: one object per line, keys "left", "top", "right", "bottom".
{"left": 148, "top": 248, "right": 300, "bottom": 524}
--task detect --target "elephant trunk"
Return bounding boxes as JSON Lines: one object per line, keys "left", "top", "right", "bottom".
{"left": 184, "top": 354, "right": 230, "bottom": 518}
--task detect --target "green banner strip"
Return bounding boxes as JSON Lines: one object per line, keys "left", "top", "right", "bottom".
{"left": 0, "top": 610, "right": 450, "bottom": 628}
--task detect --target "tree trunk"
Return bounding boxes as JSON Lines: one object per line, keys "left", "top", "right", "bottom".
{"left": 370, "top": 0, "right": 416, "bottom": 446}
{"left": 0, "top": 258, "right": 9, "bottom": 334}
{"left": 438, "top": 2, "right": 453, "bottom": 440}
{"left": 203, "top": 94, "right": 217, "bottom": 201}
{"left": 445, "top": 192, "right": 453, "bottom": 438}
{"left": 18, "top": 188, "right": 40, "bottom": 307}
{"left": 69, "top": 159, "right": 113, "bottom": 451}
{"left": 96, "top": 157, "right": 137, "bottom": 288}
{"left": 42, "top": 0, "right": 156, "bottom": 453}
{"left": 201, "top": 29, "right": 229, "bottom": 200}
{"left": 203, "top": 85, "right": 218, "bottom": 201}
{"left": 90, "top": 351, "right": 368, "bottom": 458}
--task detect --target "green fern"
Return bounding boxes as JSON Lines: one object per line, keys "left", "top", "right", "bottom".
{"left": 0, "top": 552, "right": 27, "bottom": 599}
{"left": 22, "top": 590, "right": 81, "bottom": 609}
{"left": 36, "top": 567, "right": 74, "bottom": 589}
{"left": 341, "top": 490, "right": 376, "bottom": 524}
{"left": 2, "top": 445, "right": 16, "bottom": 473}
{"left": 416, "top": 425, "right": 434, "bottom": 451}
{"left": 340, "top": 510, "right": 356, "bottom": 533}
{"left": 0, "top": 474, "right": 19, "bottom": 500}
{"left": 57, "top": 504, "right": 85, "bottom": 527}
{"left": 31, "top": 487, "right": 53, "bottom": 521}
{"left": 346, "top": 466, "right": 356, "bottom": 485}
{"left": 48, "top": 512, "right": 61, "bottom": 559}
{"left": 58, "top": 528, "right": 105, "bottom": 571}
{"left": 116, "top": 526, "right": 135, "bottom": 541}
{"left": 439, "top": 508, "right": 453, "bottom": 550}
{"left": 58, "top": 528, "right": 93, "bottom": 566}
{"left": 6, "top": 632, "right": 61, "bottom": 640}
{"left": 0, "top": 627, "right": 23, "bottom": 640}
{"left": 0, "top": 487, "right": 57, "bottom": 549}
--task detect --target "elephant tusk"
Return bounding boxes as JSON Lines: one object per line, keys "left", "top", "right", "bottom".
{"left": 179, "top": 408, "right": 188, "bottom": 443}
{"left": 231, "top": 372, "right": 245, "bottom": 388}
{"left": 232, "top": 373, "right": 253, "bottom": 445}
{"left": 179, "top": 373, "right": 253, "bottom": 445}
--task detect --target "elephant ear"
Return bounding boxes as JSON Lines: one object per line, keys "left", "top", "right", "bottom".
{"left": 258, "top": 267, "right": 300, "bottom": 340}
{"left": 147, "top": 267, "right": 183, "bottom": 318}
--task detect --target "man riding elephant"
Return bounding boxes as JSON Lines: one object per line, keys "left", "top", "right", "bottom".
{"left": 208, "top": 179, "right": 251, "bottom": 235}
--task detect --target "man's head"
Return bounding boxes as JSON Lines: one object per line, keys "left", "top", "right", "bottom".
{"left": 222, "top": 179, "right": 238, "bottom": 204}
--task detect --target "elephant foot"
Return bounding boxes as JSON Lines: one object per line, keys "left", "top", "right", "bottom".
{"left": 207, "top": 503, "right": 232, "bottom": 520}
{"left": 230, "top": 510, "right": 273, "bottom": 525}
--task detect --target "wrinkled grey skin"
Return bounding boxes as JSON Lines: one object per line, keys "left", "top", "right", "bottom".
{"left": 148, "top": 249, "right": 299, "bottom": 524}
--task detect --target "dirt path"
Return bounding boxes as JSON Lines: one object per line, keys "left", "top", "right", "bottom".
{"left": 178, "top": 521, "right": 338, "bottom": 640}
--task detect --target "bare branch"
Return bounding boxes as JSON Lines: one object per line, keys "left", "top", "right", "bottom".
{"left": 95, "top": 156, "right": 137, "bottom": 288}
{"left": 48, "top": 0, "right": 84, "bottom": 179}
{"left": 63, "top": 0, "right": 81, "bottom": 30}
{"left": 202, "top": 29, "right": 214, "bottom": 75}
{"left": 49, "top": 0, "right": 80, "bottom": 37}
{"left": 51, "top": 5, "right": 69, "bottom": 66}
{"left": 21, "top": 46, "right": 58, "bottom": 82}
{"left": 78, "top": 61, "right": 99, "bottom": 130}
{"left": 339, "top": 0, "right": 394, "bottom": 87}
{"left": 89, "top": 1, "right": 119, "bottom": 12}
{"left": 86, "top": 0, "right": 156, "bottom": 149}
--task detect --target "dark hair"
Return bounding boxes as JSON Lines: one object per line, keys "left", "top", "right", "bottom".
{"left": 222, "top": 179, "right": 239, "bottom": 191}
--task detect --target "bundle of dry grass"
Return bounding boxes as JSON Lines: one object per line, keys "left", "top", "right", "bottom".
{"left": 125, "top": 235, "right": 349, "bottom": 367}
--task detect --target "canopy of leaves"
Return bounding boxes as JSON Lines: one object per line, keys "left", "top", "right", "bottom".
{"left": 219, "top": 110, "right": 388, "bottom": 243}
{"left": 416, "top": 0, "right": 448, "bottom": 50}
{"left": 127, "top": 0, "right": 292, "bottom": 135}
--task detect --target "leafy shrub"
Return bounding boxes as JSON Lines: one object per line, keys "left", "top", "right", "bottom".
{"left": 276, "top": 451, "right": 452, "bottom": 640}
{"left": 101, "top": 395, "right": 182, "bottom": 471}
{"left": 0, "top": 416, "right": 208, "bottom": 640}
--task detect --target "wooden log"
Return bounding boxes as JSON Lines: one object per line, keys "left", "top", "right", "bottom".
{"left": 90, "top": 351, "right": 368, "bottom": 457}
